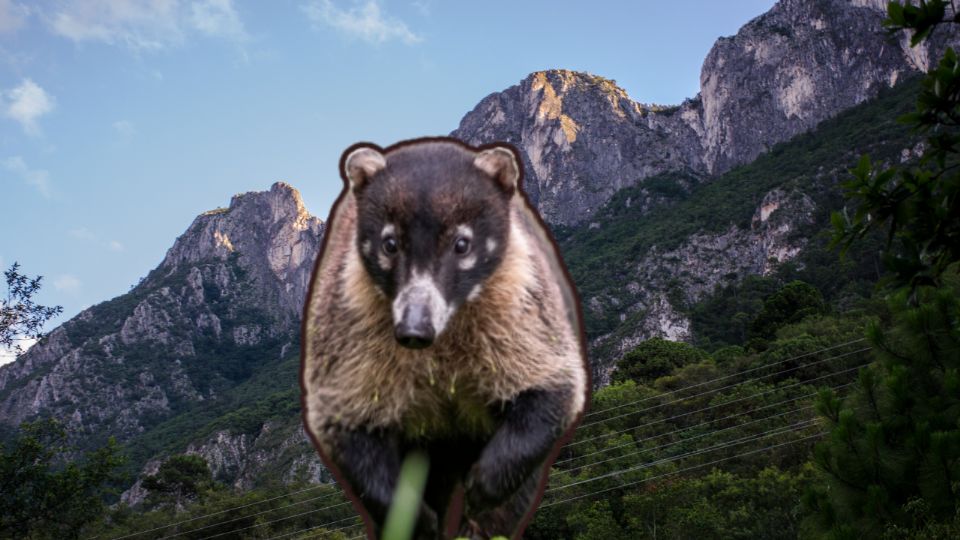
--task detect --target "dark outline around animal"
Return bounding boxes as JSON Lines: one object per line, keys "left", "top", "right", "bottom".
{"left": 300, "top": 137, "right": 591, "bottom": 539}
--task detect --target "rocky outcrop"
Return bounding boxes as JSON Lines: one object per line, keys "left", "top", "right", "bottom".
{"left": 120, "top": 419, "right": 331, "bottom": 506}
{"left": 454, "top": 0, "right": 949, "bottom": 227}
{"left": 587, "top": 188, "right": 817, "bottom": 384}
{"left": 161, "top": 182, "right": 322, "bottom": 324}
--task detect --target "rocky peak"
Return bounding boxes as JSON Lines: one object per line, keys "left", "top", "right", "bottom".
{"left": 160, "top": 182, "right": 323, "bottom": 317}
{"left": 0, "top": 182, "right": 324, "bottom": 445}
{"left": 453, "top": 69, "right": 703, "bottom": 226}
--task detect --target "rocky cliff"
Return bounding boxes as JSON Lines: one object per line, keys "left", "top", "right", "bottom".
{"left": 586, "top": 187, "right": 818, "bottom": 384}
{"left": 453, "top": 0, "right": 944, "bottom": 226}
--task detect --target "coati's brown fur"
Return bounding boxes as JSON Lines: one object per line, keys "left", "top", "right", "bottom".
{"left": 301, "top": 138, "right": 589, "bottom": 539}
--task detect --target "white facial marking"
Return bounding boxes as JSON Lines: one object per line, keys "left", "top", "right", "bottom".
{"left": 458, "top": 254, "right": 477, "bottom": 271}
{"left": 486, "top": 238, "right": 497, "bottom": 253}
{"left": 456, "top": 224, "right": 473, "bottom": 240}
{"left": 392, "top": 270, "right": 454, "bottom": 337}
{"left": 361, "top": 240, "right": 372, "bottom": 256}
{"left": 467, "top": 284, "right": 483, "bottom": 302}
{"left": 381, "top": 223, "right": 396, "bottom": 239}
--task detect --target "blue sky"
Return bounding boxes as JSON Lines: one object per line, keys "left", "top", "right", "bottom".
{"left": 0, "top": 0, "right": 776, "bottom": 363}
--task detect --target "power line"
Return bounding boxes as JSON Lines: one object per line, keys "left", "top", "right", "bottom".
{"left": 578, "top": 346, "right": 869, "bottom": 429}
{"left": 542, "top": 431, "right": 827, "bottom": 508}
{"left": 568, "top": 359, "right": 869, "bottom": 449}
{"left": 284, "top": 421, "right": 818, "bottom": 537}
{"left": 159, "top": 497, "right": 352, "bottom": 539}
{"left": 107, "top": 483, "right": 341, "bottom": 540}
{"left": 116, "top": 340, "right": 869, "bottom": 539}
{"left": 195, "top": 503, "right": 358, "bottom": 540}
{"left": 561, "top": 403, "right": 818, "bottom": 472}
{"left": 548, "top": 417, "right": 821, "bottom": 493}
{"left": 584, "top": 338, "right": 866, "bottom": 418}
{"left": 556, "top": 382, "right": 854, "bottom": 466}
{"left": 305, "top": 518, "right": 365, "bottom": 539}
{"left": 262, "top": 516, "right": 364, "bottom": 540}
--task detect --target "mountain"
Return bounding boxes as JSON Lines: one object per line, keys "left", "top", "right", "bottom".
{"left": 0, "top": 183, "right": 327, "bottom": 491}
{"left": 0, "top": 0, "right": 946, "bottom": 494}
{"left": 452, "top": 0, "right": 941, "bottom": 227}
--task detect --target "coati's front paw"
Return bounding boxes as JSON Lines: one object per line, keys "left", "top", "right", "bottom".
{"left": 465, "top": 464, "right": 508, "bottom": 511}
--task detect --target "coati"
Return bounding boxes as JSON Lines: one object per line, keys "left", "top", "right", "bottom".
{"left": 301, "top": 137, "right": 589, "bottom": 539}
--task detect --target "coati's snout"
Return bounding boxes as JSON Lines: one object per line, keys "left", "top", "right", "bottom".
{"left": 394, "top": 301, "right": 433, "bottom": 348}
{"left": 390, "top": 269, "right": 456, "bottom": 348}
{"left": 392, "top": 278, "right": 440, "bottom": 348}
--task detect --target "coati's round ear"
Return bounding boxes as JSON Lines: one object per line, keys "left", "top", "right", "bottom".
{"left": 340, "top": 143, "right": 386, "bottom": 192}
{"left": 473, "top": 144, "right": 521, "bottom": 194}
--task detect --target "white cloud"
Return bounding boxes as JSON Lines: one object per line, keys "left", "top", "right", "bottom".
{"left": 3, "top": 78, "right": 55, "bottom": 136}
{"left": 53, "top": 274, "right": 81, "bottom": 293}
{"left": 0, "top": 337, "right": 35, "bottom": 366}
{"left": 112, "top": 119, "right": 136, "bottom": 137}
{"left": 0, "top": 347, "right": 16, "bottom": 366}
{"left": 68, "top": 227, "right": 124, "bottom": 252}
{"left": 190, "top": 0, "right": 246, "bottom": 41}
{"left": 0, "top": 0, "right": 28, "bottom": 35}
{"left": 2, "top": 156, "right": 52, "bottom": 198}
{"left": 45, "top": 0, "right": 248, "bottom": 52}
{"left": 48, "top": 0, "right": 183, "bottom": 51}
{"left": 411, "top": 1, "right": 431, "bottom": 16}
{"left": 302, "top": 0, "right": 422, "bottom": 45}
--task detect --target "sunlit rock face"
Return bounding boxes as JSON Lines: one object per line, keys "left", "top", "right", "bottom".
{"left": 453, "top": 70, "right": 698, "bottom": 224}
{"left": 453, "top": 69, "right": 703, "bottom": 227}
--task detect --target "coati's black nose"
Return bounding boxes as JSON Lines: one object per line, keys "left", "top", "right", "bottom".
{"left": 395, "top": 303, "right": 435, "bottom": 349}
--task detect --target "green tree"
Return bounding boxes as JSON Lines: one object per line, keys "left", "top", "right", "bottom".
{"left": 0, "top": 419, "right": 125, "bottom": 539}
{"left": 142, "top": 454, "right": 216, "bottom": 510}
{"left": 1, "top": 262, "right": 62, "bottom": 356}
{"left": 805, "top": 284, "right": 960, "bottom": 537}
{"left": 612, "top": 337, "right": 711, "bottom": 384}
{"left": 810, "top": 1, "right": 960, "bottom": 536}
{"left": 750, "top": 280, "right": 826, "bottom": 339}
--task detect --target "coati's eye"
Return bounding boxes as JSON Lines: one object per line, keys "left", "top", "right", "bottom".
{"left": 382, "top": 236, "right": 398, "bottom": 255}
{"left": 454, "top": 237, "right": 471, "bottom": 255}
